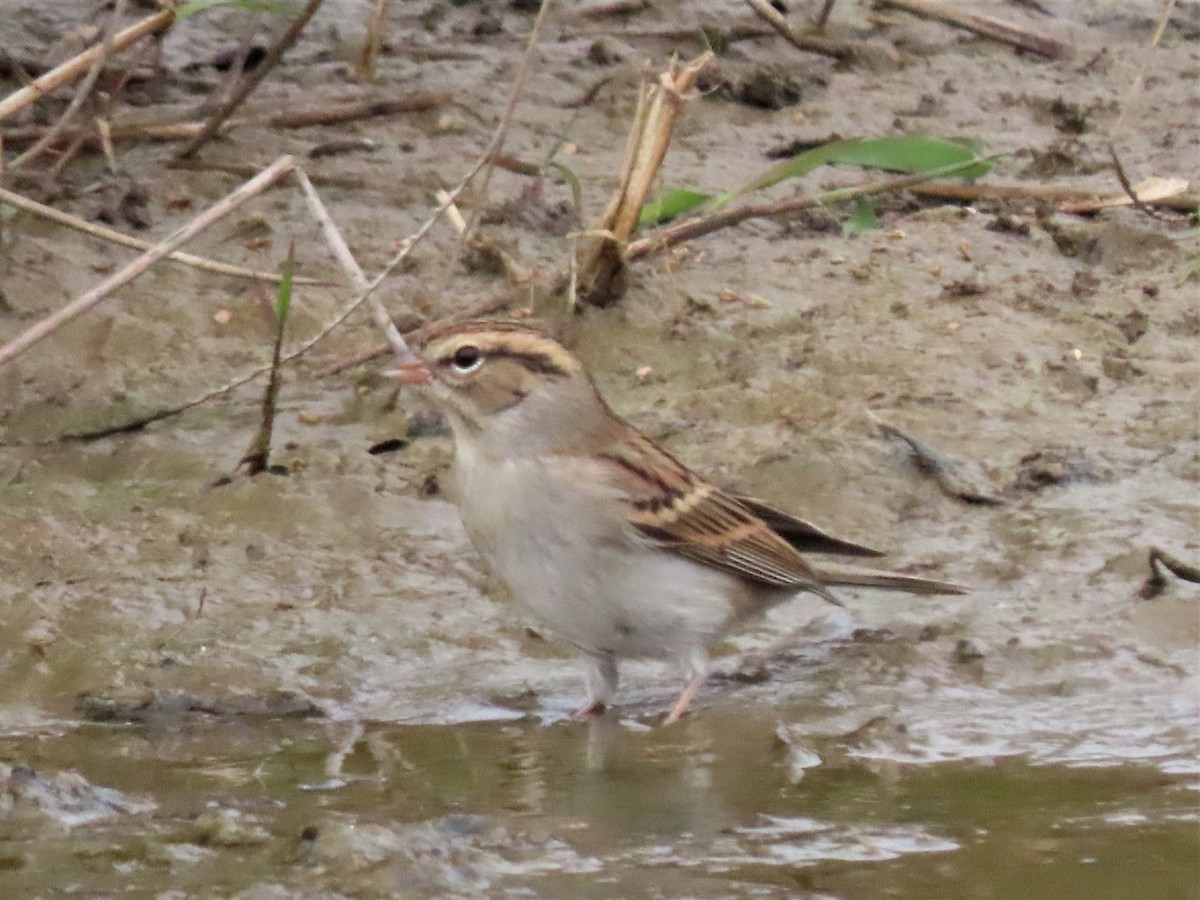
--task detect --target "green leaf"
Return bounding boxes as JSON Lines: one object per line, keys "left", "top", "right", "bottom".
{"left": 842, "top": 198, "right": 878, "bottom": 235}
{"left": 639, "top": 188, "right": 713, "bottom": 227}
{"left": 698, "top": 26, "right": 729, "bottom": 56}
{"left": 176, "top": 0, "right": 296, "bottom": 21}
{"left": 546, "top": 161, "right": 583, "bottom": 217}
{"left": 274, "top": 245, "right": 294, "bottom": 338}
{"left": 1179, "top": 255, "right": 1200, "bottom": 285}
{"left": 716, "top": 136, "right": 993, "bottom": 207}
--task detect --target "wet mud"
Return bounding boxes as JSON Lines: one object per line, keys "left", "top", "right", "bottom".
{"left": 0, "top": 0, "right": 1196, "bottom": 895}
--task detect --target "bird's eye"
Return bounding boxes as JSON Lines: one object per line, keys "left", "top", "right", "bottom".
{"left": 450, "top": 345, "right": 483, "bottom": 372}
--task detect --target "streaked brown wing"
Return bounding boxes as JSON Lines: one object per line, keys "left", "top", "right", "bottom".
{"left": 594, "top": 430, "right": 840, "bottom": 604}
{"left": 730, "top": 495, "right": 884, "bottom": 558}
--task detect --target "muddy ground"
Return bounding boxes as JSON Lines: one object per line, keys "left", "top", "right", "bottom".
{"left": 0, "top": 0, "right": 1197, "bottom": 896}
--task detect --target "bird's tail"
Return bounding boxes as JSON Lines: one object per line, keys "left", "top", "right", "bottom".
{"left": 812, "top": 562, "right": 967, "bottom": 596}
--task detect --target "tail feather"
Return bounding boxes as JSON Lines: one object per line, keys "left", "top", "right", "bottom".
{"left": 812, "top": 562, "right": 967, "bottom": 596}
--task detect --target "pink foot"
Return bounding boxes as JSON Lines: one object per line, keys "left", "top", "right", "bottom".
{"left": 570, "top": 700, "right": 606, "bottom": 720}
{"left": 662, "top": 674, "right": 706, "bottom": 726}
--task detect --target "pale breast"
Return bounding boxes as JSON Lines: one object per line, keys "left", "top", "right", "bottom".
{"left": 451, "top": 451, "right": 744, "bottom": 661}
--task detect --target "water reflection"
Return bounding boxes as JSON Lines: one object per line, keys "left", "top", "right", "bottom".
{"left": 0, "top": 710, "right": 1196, "bottom": 898}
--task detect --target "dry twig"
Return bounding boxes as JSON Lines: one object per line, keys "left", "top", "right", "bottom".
{"left": 626, "top": 156, "right": 997, "bottom": 260}
{"left": 0, "top": 8, "right": 174, "bottom": 123}
{"left": 10, "top": 0, "right": 128, "bottom": 170}
{"left": 465, "top": 0, "right": 557, "bottom": 239}
{"left": 237, "top": 243, "right": 295, "bottom": 477}
{"left": 294, "top": 169, "right": 406, "bottom": 355}
{"left": 0, "top": 156, "right": 299, "bottom": 368}
{"left": 176, "top": 0, "right": 327, "bottom": 159}
{"left": 167, "top": 157, "right": 374, "bottom": 190}
{"left": 575, "top": 52, "right": 713, "bottom": 305}
{"left": 358, "top": 0, "right": 394, "bottom": 79}
{"left": 0, "top": 184, "right": 319, "bottom": 284}
{"left": 874, "top": 0, "right": 1073, "bottom": 59}
{"left": 1104, "top": 0, "right": 1179, "bottom": 222}
{"left": 1, "top": 93, "right": 452, "bottom": 150}
{"left": 907, "top": 178, "right": 1196, "bottom": 214}
{"left": 744, "top": 0, "right": 879, "bottom": 63}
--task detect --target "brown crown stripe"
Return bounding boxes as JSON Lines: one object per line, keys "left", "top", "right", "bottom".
{"left": 415, "top": 317, "right": 555, "bottom": 345}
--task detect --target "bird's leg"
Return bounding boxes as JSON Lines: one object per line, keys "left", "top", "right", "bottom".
{"left": 663, "top": 672, "right": 707, "bottom": 725}
{"left": 572, "top": 650, "right": 617, "bottom": 720}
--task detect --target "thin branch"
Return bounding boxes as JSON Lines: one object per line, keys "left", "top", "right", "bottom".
{"left": 1, "top": 93, "right": 453, "bottom": 150}
{"left": 58, "top": 157, "right": 494, "bottom": 440}
{"left": 0, "top": 184, "right": 320, "bottom": 283}
{"left": 907, "top": 178, "right": 1196, "bottom": 214}
{"left": 62, "top": 36, "right": 160, "bottom": 175}
{"left": 265, "top": 93, "right": 452, "bottom": 128}
{"left": 815, "top": 0, "right": 839, "bottom": 31}
{"left": 626, "top": 156, "right": 1001, "bottom": 260}
{"left": 0, "top": 9, "right": 174, "bottom": 123}
{"left": 874, "top": 0, "right": 1074, "bottom": 59}
{"left": 238, "top": 242, "right": 294, "bottom": 476}
{"left": 10, "top": 0, "right": 128, "bottom": 170}
{"left": 167, "top": 157, "right": 376, "bottom": 190}
{"left": 0, "top": 155, "right": 298, "bottom": 368}
{"left": 175, "top": 0, "right": 326, "bottom": 160}
{"left": 1104, "top": 0, "right": 1179, "bottom": 222}
{"left": 465, "top": 0, "right": 557, "bottom": 239}
{"left": 744, "top": 0, "right": 863, "bottom": 62}
{"left": 358, "top": 0, "right": 393, "bottom": 79}
{"left": 294, "top": 168, "right": 407, "bottom": 354}
{"left": 557, "top": 23, "right": 773, "bottom": 44}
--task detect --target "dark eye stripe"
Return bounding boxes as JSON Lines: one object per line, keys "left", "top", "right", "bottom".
{"left": 491, "top": 349, "right": 571, "bottom": 377}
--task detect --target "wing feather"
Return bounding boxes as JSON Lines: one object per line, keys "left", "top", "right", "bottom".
{"left": 592, "top": 431, "right": 839, "bottom": 604}
{"left": 731, "top": 495, "right": 885, "bottom": 558}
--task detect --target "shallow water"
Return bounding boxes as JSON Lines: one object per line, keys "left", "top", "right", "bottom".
{"left": 2, "top": 710, "right": 1196, "bottom": 898}
{"left": 2, "top": 0, "right": 1198, "bottom": 895}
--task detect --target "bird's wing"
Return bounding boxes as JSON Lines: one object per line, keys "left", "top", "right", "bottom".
{"left": 730, "top": 495, "right": 885, "bottom": 558}
{"left": 590, "top": 430, "right": 841, "bottom": 605}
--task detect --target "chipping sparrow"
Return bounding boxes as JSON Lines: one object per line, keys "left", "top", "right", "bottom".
{"left": 387, "top": 319, "right": 963, "bottom": 724}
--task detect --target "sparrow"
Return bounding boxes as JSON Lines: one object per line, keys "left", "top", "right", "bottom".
{"left": 387, "top": 319, "right": 963, "bottom": 724}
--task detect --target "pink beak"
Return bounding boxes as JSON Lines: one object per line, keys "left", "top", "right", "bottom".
{"left": 384, "top": 348, "right": 432, "bottom": 386}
